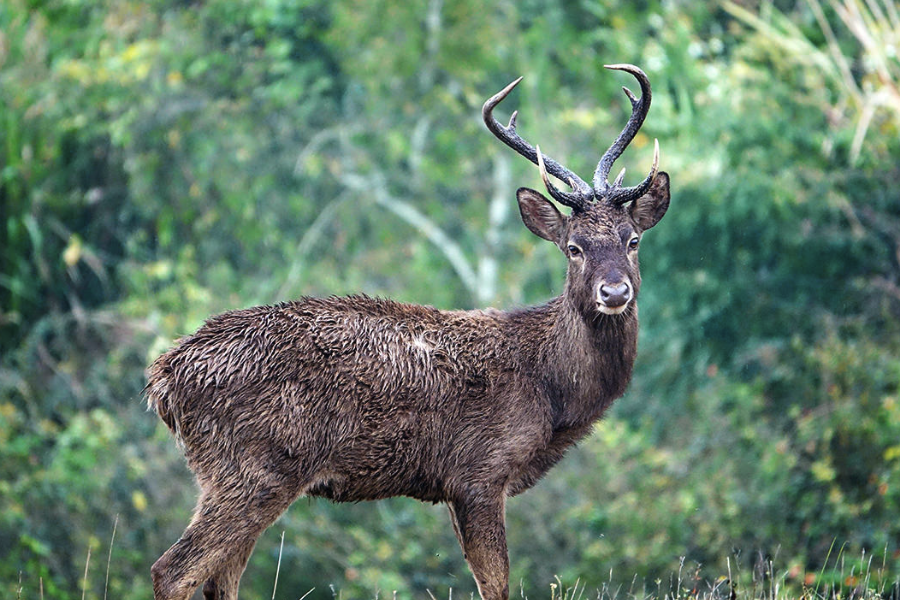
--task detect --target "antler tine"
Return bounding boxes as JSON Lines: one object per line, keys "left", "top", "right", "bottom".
{"left": 535, "top": 145, "right": 577, "bottom": 207}
{"left": 610, "top": 138, "right": 659, "bottom": 206}
{"left": 483, "top": 77, "right": 593, "bottom": 211}
{"left": 593, "top": 64, "right": 655, "bottom": 204}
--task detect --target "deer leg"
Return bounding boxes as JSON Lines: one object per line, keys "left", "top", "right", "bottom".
{"left": 151, "top": 506, "right": 229, "bottom": 600}
{"left": 448, "top": 491, "right": 509, "bottom": 600}
{"left": 447, "top": 502, "right": 465, "bottom": 550}
{"left": 200, "top": 540, "right": 256, "bottom": 600}
{"left": 152, "top": 482, "right": 297, "bottom": 600}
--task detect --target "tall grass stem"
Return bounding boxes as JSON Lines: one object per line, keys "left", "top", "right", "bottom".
{"left": 104, "top": 515, "right": 119, "bottom": 600}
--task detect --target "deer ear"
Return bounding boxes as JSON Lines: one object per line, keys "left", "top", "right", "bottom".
{"left": 630, "top": 171, "right": 670, "bottom": 231}
{"left": 517, "top": 187, "right": 566, "bottom": 243}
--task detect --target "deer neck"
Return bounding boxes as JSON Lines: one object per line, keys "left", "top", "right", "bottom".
{"left": 540, "top": 295, "right": 638, "bottom": 429}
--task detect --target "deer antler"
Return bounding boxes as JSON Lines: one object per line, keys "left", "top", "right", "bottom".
{"left": 484, "top": 67, "right": 659, "bottom": 210}
{"left": 482, "top": 77, "right": 593, "bottom": 211}
{"left": 592, "top": 64, "right": 659, "bottom": 206}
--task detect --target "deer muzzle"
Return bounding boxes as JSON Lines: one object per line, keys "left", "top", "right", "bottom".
{"left": 597, "top": 280, "right": 633, "bottom": 315}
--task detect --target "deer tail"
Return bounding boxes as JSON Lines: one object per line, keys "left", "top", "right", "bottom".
{"left": 144, "top": 353, "right": 180, "bottom": 436}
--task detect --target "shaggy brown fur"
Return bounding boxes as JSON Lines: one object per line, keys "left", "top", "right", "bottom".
{"left": 148, "top": 69, "right": 670, "bottom": 600}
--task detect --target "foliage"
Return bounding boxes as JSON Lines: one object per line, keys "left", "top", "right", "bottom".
{"left": 2, "top": 0, "right": 899, "bottom": 598}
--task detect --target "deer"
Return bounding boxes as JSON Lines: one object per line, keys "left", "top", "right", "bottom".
{"left": 146, "top": 64, "right": 670, "bottom": 600}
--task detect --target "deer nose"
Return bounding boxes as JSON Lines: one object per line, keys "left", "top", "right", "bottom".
{"left": 598, "top": 281, "right": 632, "bottom": 309}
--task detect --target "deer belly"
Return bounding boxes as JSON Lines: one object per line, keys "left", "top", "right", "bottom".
{"left": 304, "top": 407, "right": 447, "bottom": 503}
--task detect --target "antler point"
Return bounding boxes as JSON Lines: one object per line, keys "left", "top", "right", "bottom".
{"left": 508, "top": 110, "right": 518, "bottom": 130}
{"left": 622, "top": 86, "right": 639, "bottom": 105}
{"left": 536, "top": 145, "right": 549, "bottom": 185}
{"left": 501, "top": 76, "right": 524, "bottom": 97}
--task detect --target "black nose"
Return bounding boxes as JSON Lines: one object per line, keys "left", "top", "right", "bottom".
{"left": 599, "top": 282, "right": 632, "bottom": 308}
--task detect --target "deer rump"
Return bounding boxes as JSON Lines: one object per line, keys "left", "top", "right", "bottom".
{"left": 145, "top": 295, "right": 587, "bottom": 506}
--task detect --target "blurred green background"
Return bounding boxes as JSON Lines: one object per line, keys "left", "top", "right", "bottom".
{"left": 2, "top": 0, "right": 900, "bottom": 598}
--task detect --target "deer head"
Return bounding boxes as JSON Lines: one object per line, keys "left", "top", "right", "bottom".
{"left": 483, "top": 65, "right": 670, "bottom": 317}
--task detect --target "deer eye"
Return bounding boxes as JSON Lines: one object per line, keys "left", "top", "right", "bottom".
{"left": 567, "top": 244, "right": 582, "bottom": 258}
{"left": 628, "top": 236, "right": 640, "bottom": 250}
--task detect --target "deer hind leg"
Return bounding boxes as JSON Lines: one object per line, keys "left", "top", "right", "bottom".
{"left": 200, "top": 540, "right": 255, "bottom": 600}
{"left": 448, "top": 490, "right": 510, "bottom": 600}
{"left": 152, "top": 480, "right": 299, "bottom": 600}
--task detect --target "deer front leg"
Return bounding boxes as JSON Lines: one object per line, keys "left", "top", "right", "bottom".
{"left": 448, "top": 490, "right": 509, "bottom": 600}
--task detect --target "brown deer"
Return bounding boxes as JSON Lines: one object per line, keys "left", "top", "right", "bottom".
{"left": 147, "top": 64, "right": 670, "bottom": 600}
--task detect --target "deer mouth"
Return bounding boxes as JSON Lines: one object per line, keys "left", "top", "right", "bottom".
{"left": 597, "top": 303, "right": 629, "bottom": 315}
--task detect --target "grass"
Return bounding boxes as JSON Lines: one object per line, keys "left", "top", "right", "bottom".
{"left": 248, "top": 540, "right": 900, "bottom": 600}
{"left": 541, "top": 547, "right": 899, "bottom": 600}
{"left": 11, "top": 528, "right": 899, "bottom": 600}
